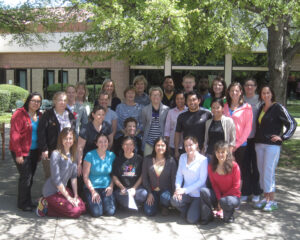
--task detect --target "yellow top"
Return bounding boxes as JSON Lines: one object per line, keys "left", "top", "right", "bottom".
{"left": 258, "top": 110, "right": 265, "bottom": 124}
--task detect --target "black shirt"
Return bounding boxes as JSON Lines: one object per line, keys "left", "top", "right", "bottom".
{"left": 112, "top": 154, "right": 143, "bottom": 188}
{"left": 79, "top": 121, "right": 112, "bottom": 157}
{"left": 176, "top": 109, "right": 212, "bottom": 149}
{"left": 207, "top": 120, "right": 225, "bottom": 154}
{"left": 162, "top": 92, "right": 176, "bottom": 108}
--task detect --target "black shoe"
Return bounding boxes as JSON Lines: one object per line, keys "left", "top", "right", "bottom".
{"left": 30, "top": 201, "right": 38, "bottom": 208}
{"left": 21, "top": 206, "right": 33, "bottom": 212}
{"left": 224, "top": 216, "right": 234, "bottom": 223}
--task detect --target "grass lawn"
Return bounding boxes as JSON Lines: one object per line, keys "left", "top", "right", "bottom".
{"left": 280, "top": 139, "right": 300, "bottom": 170}
{"left": 0, "top": 112, "right": 12, "bottom": 124}
{"left": 287, "top": 100, "right": 300, "bottom": 125}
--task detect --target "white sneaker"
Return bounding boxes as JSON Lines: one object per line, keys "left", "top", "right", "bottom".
{"left": 240, "top": 195, "right": 248, "bottom": 202}
{"left": 252, "top": 195, "right": 260, "bottom": 203}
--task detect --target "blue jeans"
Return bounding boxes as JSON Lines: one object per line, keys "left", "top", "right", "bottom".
{"left": 84, "top": 187, "right": 116, "bottom": 217}
{"left": 143, "top": 190, "right": 171, "bottom": 216}
{"left": 255, "top": 143, "right": 281, "bottom": 193}
{"left": 200, "top": 188, "right": 240, "bottom": 221}
{"left": 171, "top": 194, "right": 202, "bottom": 224}
{"left": 114, "top": 187, "right": 147, "bottom": 209}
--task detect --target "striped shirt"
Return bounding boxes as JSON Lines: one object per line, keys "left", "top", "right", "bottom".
{"left": 146, "top": 107, "right": 161, "bottom": 146}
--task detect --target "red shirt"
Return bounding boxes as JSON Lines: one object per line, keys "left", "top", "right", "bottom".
{"left": 208, "top": 161, "right": 241, "bottom": 200}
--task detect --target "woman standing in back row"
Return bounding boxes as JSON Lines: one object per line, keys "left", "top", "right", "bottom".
{"left": 254, "top": 85, "right": 296, "bottom": 212}
{"left": 10, "top": 92, "right": 42, "bottom": 211}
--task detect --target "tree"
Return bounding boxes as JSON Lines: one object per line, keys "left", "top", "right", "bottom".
{"left": 0, "top": 0, "right": 64, "bottom": 45}
{"left": 60, "top": 0, "right": 300, "bottom": 104}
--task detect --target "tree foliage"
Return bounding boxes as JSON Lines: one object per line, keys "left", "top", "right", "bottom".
{"left": 0, "top": 0, "right": 64, "bottom": 45}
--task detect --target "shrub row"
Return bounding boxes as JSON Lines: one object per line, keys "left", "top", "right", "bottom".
{"left": 0, "top": 84, "right": 29, "bottom": 111}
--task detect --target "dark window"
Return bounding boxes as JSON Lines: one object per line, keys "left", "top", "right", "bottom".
{"left": 58, "top": 70, "right": 68, "bottom": 84}
{"left": 129, "top": 69, "right": 164, "bottom": 90}
{"left": 0, "top": 69, "right": 6, "bottom": 84}
{"left": 15, "top": 69, "right": 27, "bottom": 89}
{"left": 43, "top": 70, "right": 55, "bottom": 99}
{"left": 86, "top": 68, "right": 110, "bottom": 84}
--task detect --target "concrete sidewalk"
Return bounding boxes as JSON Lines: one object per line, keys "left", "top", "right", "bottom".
{"left": 0, "top": 126, "right": 300, "bottom": 240}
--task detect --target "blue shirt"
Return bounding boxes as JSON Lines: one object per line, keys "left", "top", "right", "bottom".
{"left": 84, "top": 150, "right": 115, "bottom": 189}
{"left": 30, "top": 116, "right": 39, "bottom": 150}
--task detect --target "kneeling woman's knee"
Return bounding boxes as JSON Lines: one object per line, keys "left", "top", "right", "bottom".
{"left": 160, "top": 191, "right": 171, "bottom": 207}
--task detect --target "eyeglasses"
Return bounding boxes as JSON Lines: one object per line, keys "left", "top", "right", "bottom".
{"left": 30, "top": 100, "right": 41, "bottom": 104}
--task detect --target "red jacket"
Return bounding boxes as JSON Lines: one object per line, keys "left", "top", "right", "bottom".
{"left": 9, "top": 107, "right": 42, "bottom": 157}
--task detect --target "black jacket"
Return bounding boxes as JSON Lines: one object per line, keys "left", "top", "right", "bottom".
{"left": 38, "top": 108, "right": 76, "bottom": 154}
{"left": 255, "top": 103, "right": 297, "bottom": 145}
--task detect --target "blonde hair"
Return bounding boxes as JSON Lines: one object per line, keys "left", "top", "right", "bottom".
{"left": 149, "top": 86, "right": 163, "bottom": 98}
{"left": 75, "top": 82, "right": 89, "bottom": 101}
{"left": 133, "top": 75, "right": 148, "bottom": 89}
{"left": 101, "top": 79, "right": 117, "bottom": 98}
{"left": 53, "top": 91, "right": 67, "bottom": 106}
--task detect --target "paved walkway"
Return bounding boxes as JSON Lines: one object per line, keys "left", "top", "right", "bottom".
{"left": 0, "top": 126, "right": 300, "bottom": 240}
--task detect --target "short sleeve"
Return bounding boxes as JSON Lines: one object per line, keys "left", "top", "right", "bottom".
{"left": 175, "top": 114, "right": 183, "bottom": 133}
{"left": 102, "top": 121, "right": 113, "bottom": 136}
{"left": 84, "top": 151, "right": 93, "bottom": 163}
{"left": 79, "top": 123, "right": 88, "bottom": 140}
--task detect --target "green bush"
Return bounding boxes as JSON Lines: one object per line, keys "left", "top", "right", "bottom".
{"left": 46, "top": 83, "right": 68, "bottom": 100}
{"left": 87, "top": 84, "right": 102, "bottom": 103}
{"left": 0, "top": 90, "right": 11, "bottom": 112}
{"left": 0, "top": 84, "right": 28, "bottom": 110}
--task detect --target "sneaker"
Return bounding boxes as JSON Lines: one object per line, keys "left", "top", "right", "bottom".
{"left": 36, "top": 197, "right": 48, "bottom": 217}
{"left": 254, "top": 198, "right": 267, "bottom": 209}
{"left": 263, "top": 201, "right": 278, "bottom": 212}
{"left": 252, "top": 195, "right": 260, "bottom": 203}
{"left": 240, "top": 196, "right": 248, "bottom": 203}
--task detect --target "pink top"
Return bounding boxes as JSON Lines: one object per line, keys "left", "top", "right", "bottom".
{"left": 223, "top": 103, "right": 253, "bottom": 149}
{"left": 208, "top": 162, "right": 241, "bottom": 200}
{"left": 164, "top": 106, "right": 187, "bottom": 148}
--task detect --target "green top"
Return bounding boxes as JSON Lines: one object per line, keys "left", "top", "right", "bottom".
{"left": 203, "top": 97, "right": 227, "bottom": 110}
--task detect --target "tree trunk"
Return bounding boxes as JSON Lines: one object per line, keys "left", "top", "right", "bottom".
{"left": 267, "top": 22, "right": 290, "bottom": 106}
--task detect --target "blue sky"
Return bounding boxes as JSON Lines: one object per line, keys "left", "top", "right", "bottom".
{"left": 1, "top": 0, "right": 68, "bottom": 7}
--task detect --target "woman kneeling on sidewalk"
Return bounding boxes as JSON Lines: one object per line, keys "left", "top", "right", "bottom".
{"left": 36, "top": 128, "right": 86, "bottom": 218}
{"left": 200, "top": 141, "right": 241, "bottom": 224}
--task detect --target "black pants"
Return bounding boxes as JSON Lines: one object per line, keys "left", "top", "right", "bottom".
{"left": 11, "top": 150, "right": 39, "bottom": 209}
{"left": 243, "top": 139, "right": 262, "bottom": 196}
{"left": 235, "top": 142, "right": 262, "bottom": 196}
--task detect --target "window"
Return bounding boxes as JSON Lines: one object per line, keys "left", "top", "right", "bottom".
{"left": 43, "top": 70, "right": 55, "bottom": 99}
{"left": 86, "top": 68, "right": 110, "bottom": 84}
{"left": 0, "top": 69, "right": 6, "bottom": 84}
{"left": 58, "top": 70, "right": 68, "bottom": 84}
{"left": 15, "top": 69, "right": 27, "bottom": 89}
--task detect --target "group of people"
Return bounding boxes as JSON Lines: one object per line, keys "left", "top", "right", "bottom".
{"left": 9, "top": 74, "right": 297, "bottom": 224}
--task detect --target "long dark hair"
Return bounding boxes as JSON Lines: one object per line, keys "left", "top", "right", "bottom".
{"left": 23, "top": 92, "right": 42, "bottom": 113}
{"left": 226, "top": 82, "right": 244, "bottom": 107}
{"left": 89, "top": 105, "right": 106, "bottom": 121}
{"left": 210, "top": 77, "right": 227, "bottom": 99}
{"left": 151, "top": 137, "right": 170, "bottom": 159}
{"left": 259, "top": 85, "right": 276, "bottom": 103}
{"left": 211, "top": 141, "right": 233, "bottom": 174}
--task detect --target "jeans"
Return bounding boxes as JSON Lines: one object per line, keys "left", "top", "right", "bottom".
{"left": 255, "top": 143, "right": 281, "bottom": 193}
{"left": 200, "top": 188, "right": 240, "bottom": 221}
{"left": 143, "top": 190, "right": 171, "bottom": 216}
{"left": 114, "top": 187, "right": 147, "bottom": 209}
{"left": 11, "top": 150, "right": 39, "bottom": 209}
{"left": 84, "top": 187, "right": 116, "bottom": 217}
{"left": 234, "top": 146, "right": 247, "bottom": 195}
{"left": 171, "top": 194, "right": 202, "bottom": 224}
